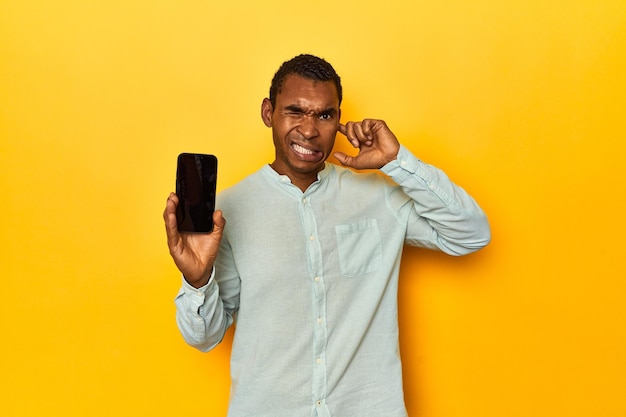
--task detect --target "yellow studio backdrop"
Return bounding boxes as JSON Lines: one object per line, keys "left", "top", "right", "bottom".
{"left": 1, "top": 0, "right": 625, "bottom": 416}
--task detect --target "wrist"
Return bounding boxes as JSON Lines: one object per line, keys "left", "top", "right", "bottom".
{"left": 183, "top": 266, "right": 213, "bottom": 289}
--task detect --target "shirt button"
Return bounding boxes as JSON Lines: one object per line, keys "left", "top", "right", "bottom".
{"left": 316, "top": 358, "right": 322, "bottom": 364}
{"left": 317, "top": 317, "right": 323, "bottom": 323}
{"left": 314, "top": 276, "right": 321, "bottom": 282}
{"left": 302, "top": 198, "right": 307, "bottom": 203}
{"left": 316, "top": 400, "right": 322, "bottom": 406}
{"left": 309, "top": 235, "right": 315, "bottom": 241}
{"left": 401, "top": 160, "right": 407, "bottom": 166}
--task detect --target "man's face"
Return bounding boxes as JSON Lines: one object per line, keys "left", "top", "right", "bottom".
{"left": 262, "top": 74, "right": 340, "bottom": 185}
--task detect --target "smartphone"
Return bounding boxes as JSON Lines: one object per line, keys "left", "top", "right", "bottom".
{"left": 175, "top": 153, "right": 218, "bottom": 233}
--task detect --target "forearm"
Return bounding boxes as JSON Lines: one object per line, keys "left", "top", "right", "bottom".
{"left": 382, "top": 145, "right": 491, "bottom": 255}
{"left": 174, "top": 272, "right": 234, "bottom": 352}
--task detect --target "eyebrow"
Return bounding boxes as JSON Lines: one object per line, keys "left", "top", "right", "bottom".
{"left": 284, "top": 104, "right": 305, "bottom": 113}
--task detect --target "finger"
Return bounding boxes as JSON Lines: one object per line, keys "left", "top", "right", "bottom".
{"left": 361, "top": 119, "right": 373, "bottom": 137}
{"left": 346, "top": 121, "right": 375, "bottom": 146}
{"left": 352, "top": 122, "right": 373, "bottom": 143}
{"left": 338, "top": 123, "right": 347, "bottom": 136}
{"left": 164, "top": 193, "right": 181, "bottom": 248}
{"left": 163, "top": 193, "right": 177, "bottom": 226}
{"left": 341, "top": 122, "right": 360, "bottom": 148}
{"left": 351, "top": 122, "right": 363, "bottom": 140}
{"left": 362, "top": 119, "right": 380, "bottom": 144}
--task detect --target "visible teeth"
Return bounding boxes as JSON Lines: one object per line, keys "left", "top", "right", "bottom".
{"left": 293, "top": 143, "right": 315, "bottom": 155}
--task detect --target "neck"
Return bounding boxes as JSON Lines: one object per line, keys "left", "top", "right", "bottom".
{"left": 269, "top": 162, "right": 322, "bottom": 192}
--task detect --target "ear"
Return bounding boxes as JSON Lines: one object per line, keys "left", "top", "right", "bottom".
{"left": 261, "top": 98, "right": 273, "bottom": 127}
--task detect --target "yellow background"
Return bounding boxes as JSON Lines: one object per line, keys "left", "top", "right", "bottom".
{"left": 2, "top": 0, "right": 625, "bottom": 416}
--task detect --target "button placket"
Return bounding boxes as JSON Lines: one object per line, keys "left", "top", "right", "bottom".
{"left": 299, "top": 193, "right": 328, "bottom": 410}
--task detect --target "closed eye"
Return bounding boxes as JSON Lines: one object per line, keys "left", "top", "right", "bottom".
{"left": 284, "top": 105, "right": 305, "bottom": 116}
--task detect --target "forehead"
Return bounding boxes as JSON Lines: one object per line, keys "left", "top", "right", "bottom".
{"left": 276, "top": 75, "right": 339, "bottom": 108}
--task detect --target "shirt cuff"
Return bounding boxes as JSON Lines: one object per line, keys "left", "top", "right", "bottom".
{"left": 381, "top": 144, "right": 421, "bottom": 180}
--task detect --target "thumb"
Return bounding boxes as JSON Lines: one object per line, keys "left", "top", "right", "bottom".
{"left": 212, "top": 210, "right": 226, "bottom": 236}
{"left": 333, "top": 151, "right": 356, "bottom": 168}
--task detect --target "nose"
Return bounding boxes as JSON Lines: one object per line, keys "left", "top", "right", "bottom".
{"left": 296, "top": 114, "right": 319, "bottom": 140}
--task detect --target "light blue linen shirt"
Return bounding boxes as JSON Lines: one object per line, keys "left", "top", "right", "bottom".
{"left": 175, "top": 145, "right": 490, "bottom": 417}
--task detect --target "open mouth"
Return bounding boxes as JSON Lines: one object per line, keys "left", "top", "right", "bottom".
{"left": 292, "top": 143, "right": 323, "bottom": 162}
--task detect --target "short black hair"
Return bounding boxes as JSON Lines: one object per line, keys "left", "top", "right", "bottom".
{"left": 269, "top": 54, "right": 342, "bottom": 108}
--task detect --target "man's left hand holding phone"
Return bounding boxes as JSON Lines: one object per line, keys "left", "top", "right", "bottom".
{"left": 163, "top": 153, "right": 225, "bottom": 288}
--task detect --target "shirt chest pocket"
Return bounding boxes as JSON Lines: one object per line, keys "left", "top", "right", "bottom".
{"left": 335, "top": 219, "right": 383, "bottom": 277}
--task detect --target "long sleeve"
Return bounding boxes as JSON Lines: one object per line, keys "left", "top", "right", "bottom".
{"left": 381, "top": 144, "right": 491, "bottom": 255}
{"left": 174, "top": 249, "right": 240, "bottom": 352}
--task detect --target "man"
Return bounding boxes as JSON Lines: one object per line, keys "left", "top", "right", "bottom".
{"left": 163, "top": 54, "right": 490, "bottom": 417}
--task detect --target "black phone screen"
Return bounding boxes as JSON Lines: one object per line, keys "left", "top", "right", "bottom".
{"left": 175, "top": 153, "right": 218, "bottom": 233}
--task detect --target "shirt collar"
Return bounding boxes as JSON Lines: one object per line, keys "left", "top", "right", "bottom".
{"left": 262, "top": 162, "right": 334, "bottom": 192}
